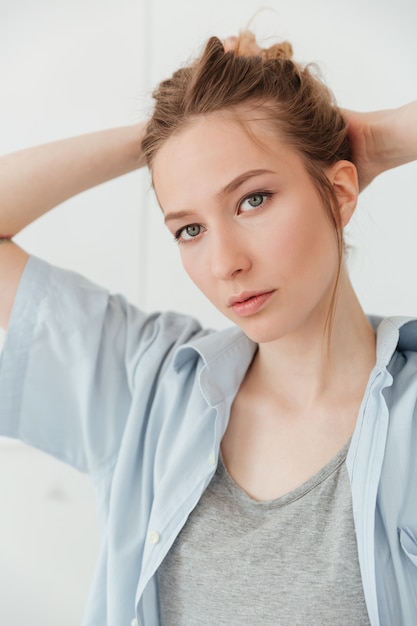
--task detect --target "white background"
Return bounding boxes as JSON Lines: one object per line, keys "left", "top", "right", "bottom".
{"left": 0, "top": 0, "right": 416, "bottom": 623}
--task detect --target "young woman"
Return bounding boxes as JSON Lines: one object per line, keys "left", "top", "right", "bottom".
{"left": 0, "top": 32, "right": 416, "bottom": 626}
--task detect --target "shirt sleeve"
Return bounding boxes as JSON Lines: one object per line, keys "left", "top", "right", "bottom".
{"left": 0, "top": 255, "right": 176, "bottom": 475}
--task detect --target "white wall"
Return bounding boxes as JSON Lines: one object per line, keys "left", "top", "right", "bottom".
{"left": 0, "top": 0, "right": 416, "bottom": 623}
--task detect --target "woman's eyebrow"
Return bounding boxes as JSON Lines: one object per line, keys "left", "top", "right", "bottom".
{"left": 217, "top": 169, "right": 274, "bottom": 197}
{"left": 164, "top": 169, "right": 274, "bottom": 224}
{"left": 164, "top": 210, "right": 195, "bottom": 225}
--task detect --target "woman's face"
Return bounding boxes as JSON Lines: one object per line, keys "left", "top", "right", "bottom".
{"left": 153, "top": 113, "right": 342, "bottom": 345}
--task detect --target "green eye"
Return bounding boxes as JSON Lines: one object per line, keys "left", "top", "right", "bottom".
{"left": 241, "top": 193, "right": 268, "bottom": 212}
{"left": 247, "top": 194, "right": 264, "bottom": 207}
{"left": 185, "top": 225, "right": 201, "bottom": 237}
{"left": 175, "top": 223, "right": 202, "bottom": 243}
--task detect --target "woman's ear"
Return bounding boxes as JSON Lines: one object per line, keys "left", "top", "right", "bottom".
{"left": 328, "top": 160, "right": 359, "bottom": 227}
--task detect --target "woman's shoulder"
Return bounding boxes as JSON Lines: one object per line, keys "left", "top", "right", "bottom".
{"left": 11, "top": 255, "right": 247, "bottom": 361}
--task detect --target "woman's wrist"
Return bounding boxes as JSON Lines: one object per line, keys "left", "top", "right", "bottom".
{"left": 125, "top": 121, "right": 147, "bottom": 170}
{"left": 380, "top": 102, "right": 417, "bottom": 171}
{"left": 343, "top": 101, "right": 417, "bottom": 190}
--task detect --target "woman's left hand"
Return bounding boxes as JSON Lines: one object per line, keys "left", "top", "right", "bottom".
{"left": 342, "top": 102, "right": 417, "bottom": 191}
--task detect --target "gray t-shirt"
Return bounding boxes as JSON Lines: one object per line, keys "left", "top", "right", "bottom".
{"left": 158, "top": 442, "right": 370, "bottom": 625}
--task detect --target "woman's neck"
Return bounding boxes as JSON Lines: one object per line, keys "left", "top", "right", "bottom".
{"left": 250, "top": 274, "right": 376, "bottom": 411}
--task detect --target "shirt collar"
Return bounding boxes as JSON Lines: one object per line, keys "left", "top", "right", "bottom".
{"left": 173, "top": 315, "right": 417, "bottom": 405}
{"left": 173, "top": 325, "right": 257, "bottom": 406}
{"left": 369, "top": 315, "right": 417, "bottom": 367}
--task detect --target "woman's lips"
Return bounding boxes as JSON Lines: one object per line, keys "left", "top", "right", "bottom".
{"left": 228, "top": 290, "right": 275, "bottom": 317}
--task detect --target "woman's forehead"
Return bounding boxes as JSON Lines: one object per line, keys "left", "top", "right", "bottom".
{"left": 153, "top": 119, "right": 271, "bottom": 191}
{"left": 153, "top": 112, "right": 286, "bottom": 180}
{"left": 152, "top": 115, "right": 306, "bottom": 215}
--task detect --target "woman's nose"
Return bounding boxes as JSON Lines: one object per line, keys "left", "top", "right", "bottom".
{"left": 210, "top": 230, "right": 251, "bottom": 280}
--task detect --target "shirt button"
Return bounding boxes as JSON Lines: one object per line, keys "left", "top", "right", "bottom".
{"left": 149, "top": 530, "right": 160, "bottom": 544}
{"left": 130, "top": 619, "right": 138, "bottom": 626}
{"left": 208, "top": 452, "right": 216, "bottom": 466}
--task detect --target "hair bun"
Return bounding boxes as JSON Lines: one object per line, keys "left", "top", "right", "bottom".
{"left": 233, "top": 31, "right": 293, "bottom": 62}
{"left": 261, "top": 41, "right": 293, "bottom": 61}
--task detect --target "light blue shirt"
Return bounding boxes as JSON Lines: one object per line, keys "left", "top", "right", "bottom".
{"left": 0, "top": 256, "right": 416, "bottom": 626}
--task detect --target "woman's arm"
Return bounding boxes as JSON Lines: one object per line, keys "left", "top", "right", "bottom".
{"left": 342, "top": 101, "right": 417, "bottom": 191}
{"left": 0, "top": 123, "right": 146, "bottom": 236}
{"left": 0, "top": 122, "right": 146, "bottom": 329}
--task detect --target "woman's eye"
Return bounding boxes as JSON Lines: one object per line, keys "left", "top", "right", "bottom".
{"left": 240, "top": 193, "right": 267, "bottom": 211}
{"left": 176, "top": 224, "right": 202, "bottom": 242}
